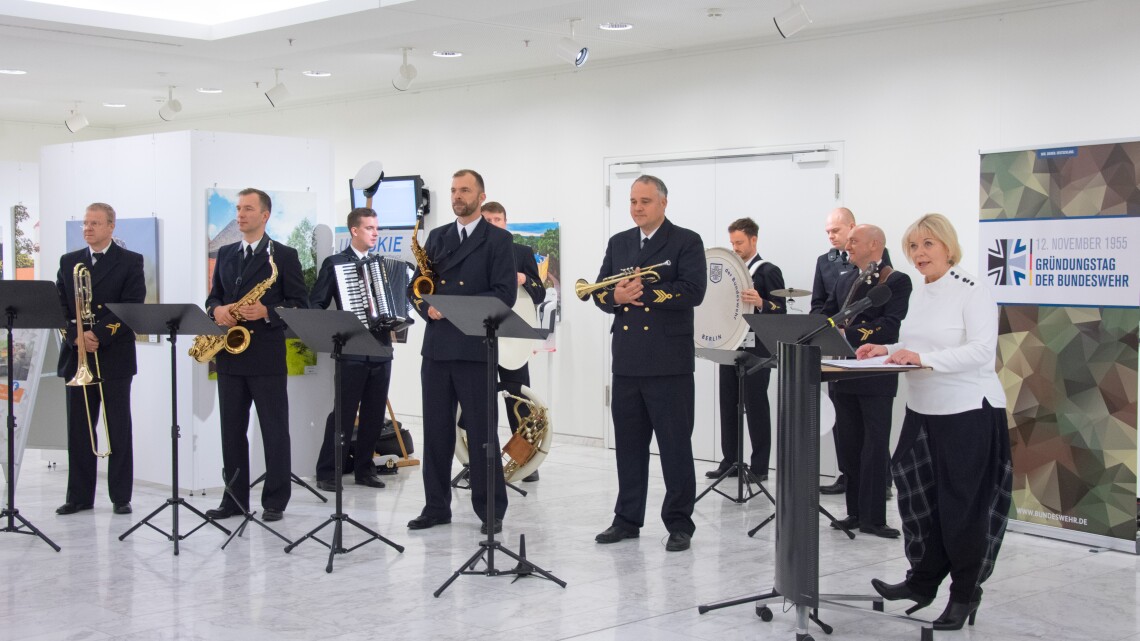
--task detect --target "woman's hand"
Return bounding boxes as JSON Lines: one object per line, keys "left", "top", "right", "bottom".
{"left": 886, "top": 349, "right": 922, "bottom": 366}
{"left": 855, "top": 344, "right": 887, "bottom": 360}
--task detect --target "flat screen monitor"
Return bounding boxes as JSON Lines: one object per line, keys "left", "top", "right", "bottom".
{"left": 349, "top": 174, "right": 422, "bottom": 229}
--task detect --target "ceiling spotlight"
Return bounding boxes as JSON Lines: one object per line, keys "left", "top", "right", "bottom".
{"left": 301, "top": 70, "right": 332, "bottom": 77}
{"left": 599, "top": 22, "right": 633, "bottom": 31}
{"left": 774, "top": 2, "right": 812, "bottom": 39}
{"left": 158, "top": 86, "right": 182, "bottom": 121}
{"left": 196, "top": 87, "right": 223, "bottom": 94}
{"left": 432, "top": 51, "right": 462, "bottom": 58}
{"left": 392, "top": 48, "right": 418, "bottom": 92}
{"left": 103, "top": 102, "right": 126, "bottom": 108}
{"left": 0, "top": 68, "right": 28, "bottom": 75}
{"left": 556, "top": 18, "right": 588, "bottom": 68}
{"left": 265, "top": 68, "right": 290, "bottom": 107}
{"left": 64, "top": 104, "right": 88, "bottom": 133}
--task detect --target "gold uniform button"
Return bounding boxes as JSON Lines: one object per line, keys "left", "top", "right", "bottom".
{"left": 643, "top": 326, "right": 649, "bottom": 331}
{"left": 623, "top": 306, "right": 629, "bottom": 312}
{"left": 440, "top": 279, "right": 447, "bottom": 285}
{"left": 622, "top": 325, "right": 628, "bottom": 331}
{"left": 644, "top": 307, "right": 650, "bottom": 312}
{"left": 459, "top": 281, "right": 464, "bottom": 286}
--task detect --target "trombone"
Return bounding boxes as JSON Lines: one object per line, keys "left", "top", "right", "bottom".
{"left": 575, "top": 260, "right": 671, "bottom": 301}
{"left": 66, "top": 263, "right": 112, "bottom": 458}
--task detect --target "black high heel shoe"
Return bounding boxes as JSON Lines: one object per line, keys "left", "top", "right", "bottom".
{"left": 870, "top": 578, "right": 934, "bottom": 615}
{"left": 932, "top": 600, "right": 980, "bottom": 631}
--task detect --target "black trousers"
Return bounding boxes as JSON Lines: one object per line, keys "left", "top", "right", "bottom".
{"left": 717, "top": 363, "right": 772, "bottom": 474}
{"left": 315, "top": 358, "right": 392, "bottom": 481}
{"left": 894, "top": 401, "right": 1012, "bottom": 603}
{"left": 65, "top": 377, "right": 133, "bottom": 506}
{"left": 217, "top": 373, "right": 291, "bottom": 511}
{"left": 498, "top": 362, "right": 530, "bottom": 434}
{"left": 827, "top": 385, "right": 846, "bottom": 478}
{"left": 420, "top": 358, "right": 507, "bottom": 523}
{"left": 833, "top": 392, "right": 893, "bottom": 526}
{"left": 611, "top": 373, "right": 696, "bottom": 535}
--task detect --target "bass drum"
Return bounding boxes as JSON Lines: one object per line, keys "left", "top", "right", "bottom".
{"left": 694, "top": 246, "right": 751, "bottom": 350}
{"left": 497, "top": 285, "right": 539, "bottom": 370}
{"left": 455, "top": 384, "right": 553, "bottom": 483}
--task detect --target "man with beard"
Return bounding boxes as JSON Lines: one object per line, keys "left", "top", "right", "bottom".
{"left": 407, "top": 169, "right": 516, "bottom": 535}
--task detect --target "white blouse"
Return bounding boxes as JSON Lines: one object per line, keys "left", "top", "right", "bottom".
{"left": 887, "top": 267, "right": 1007, "bottom": 415}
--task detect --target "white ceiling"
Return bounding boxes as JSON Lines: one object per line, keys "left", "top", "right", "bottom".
{"left": 0, "top": 0, "right": 1081, "bottom": 129}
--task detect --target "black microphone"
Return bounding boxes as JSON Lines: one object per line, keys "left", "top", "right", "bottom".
{"left": 797, "top": 284, "right": 891, "bottom": 345}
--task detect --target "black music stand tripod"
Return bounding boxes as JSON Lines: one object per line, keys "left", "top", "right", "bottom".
{"left": 695, "top": 347, "right": 776, "bottom": 508}
{"left": 1, "top": 281, "right": 64, "bottom": 552}
{"left": 219, "top": 467, "right": 293, "bottom": 550}
{"left": 279, "top": 308, "right": 404, "bottom": 573}
{"left": 110, "top": 304, "right": 233, "bottom": 554}
{"left": 424, "top": 294, "right": 565, "bottom": 597}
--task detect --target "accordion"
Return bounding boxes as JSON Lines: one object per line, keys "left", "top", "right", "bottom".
{"left": 334, "top": 255, "right": 413, "bottom": 332}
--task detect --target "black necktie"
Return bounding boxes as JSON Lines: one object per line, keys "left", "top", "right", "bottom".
{"left": 242, "top": 245, "right": 253, "bottom": 268}
{"left": 641, "top": 237, "right": 647, "bottom": 249}
{"left": 841, "top": 251, "right": 849, "bottom": 264}
{"left": 91, "top": 251, "right": 103, "bottom": 264}
{"left": 460, "top": 227, "right": 468, "bottom": 243}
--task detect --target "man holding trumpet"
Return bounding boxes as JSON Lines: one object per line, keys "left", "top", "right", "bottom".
{"left": 588, "top": 175, "right": 706, "bottom": 552}
{"left": 55, "top": 202, "right": 146, "bottom": 516}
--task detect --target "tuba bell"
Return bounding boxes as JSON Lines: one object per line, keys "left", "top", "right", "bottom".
{"left": 67, "top": 263, "right": 112, "bottom": 458}
{"left": 454, "top": 385, "right": 553, "bottom": 483}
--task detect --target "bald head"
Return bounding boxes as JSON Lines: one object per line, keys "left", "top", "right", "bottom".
{"left": 846, "top": 224, "right": 886, "bottom": 269}
{"left": 825, "top": 207, "right": 856, "bottom": 249}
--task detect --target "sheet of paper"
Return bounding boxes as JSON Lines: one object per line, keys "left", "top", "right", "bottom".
{"left": 821, "top": 355, "right": 919, "bottom": 369}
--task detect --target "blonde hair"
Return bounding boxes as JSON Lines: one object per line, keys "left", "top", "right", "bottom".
{"left": 902, "top": 213, "right": 961, "bottom": 266}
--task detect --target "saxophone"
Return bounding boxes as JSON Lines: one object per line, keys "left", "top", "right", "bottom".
{"left": 409, "top": 217, "right": 435, "bottom": 299}
{"left": 189, "top": 247, "right": 278, "bottom": 363}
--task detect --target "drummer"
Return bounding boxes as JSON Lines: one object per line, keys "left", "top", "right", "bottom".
{"left": 705, "top": 217, "right": 786, "bottom": 483}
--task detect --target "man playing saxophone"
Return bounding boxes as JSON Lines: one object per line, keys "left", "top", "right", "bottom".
{"left": 55, "top": 202, "right": 146, "bottom": 516}
{"left": 204, "top": 188, "right": 307, "bottom": 522}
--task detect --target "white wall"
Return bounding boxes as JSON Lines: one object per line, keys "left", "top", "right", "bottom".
{"left": 38, "top": 131, "right": 334, "bottom": 491}
{"left": 9, "top": 0, "right": 1139, "bottom": 452}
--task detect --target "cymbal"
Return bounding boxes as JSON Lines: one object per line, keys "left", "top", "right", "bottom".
{"left": 772, "top": 287, "right": 811, "bottom": 298}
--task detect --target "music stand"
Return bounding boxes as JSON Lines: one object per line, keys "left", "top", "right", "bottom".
{"left": 699, "top": 315, "right": 932, "bottom": 641}
{"left": 1, "top": 281, "right": 64, "bottom": 551}
{"left": 278, "top": 308, "right": 404, "bottom": 573}
{"left": 110, "top": 304, "right": 233, "bottom": 554}
{"left": 694, "top": 347, "right": 775, "bottom": 508}
{"left": 220, "top": 468, "right": 293, "bottom": 550}
{"left": 423, "top": 294, "right": 566, "bottom": 597}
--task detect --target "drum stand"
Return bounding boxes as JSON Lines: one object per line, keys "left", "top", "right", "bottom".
{"left": 425, "top": 295, "right": 564, "bottom": 597}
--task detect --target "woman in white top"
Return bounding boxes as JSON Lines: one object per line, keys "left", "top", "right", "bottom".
{"left": 856, "top": 214, "right": 1012, "bottom": 632}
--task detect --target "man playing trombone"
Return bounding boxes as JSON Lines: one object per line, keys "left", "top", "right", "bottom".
{"left": 55, "top": 202, "right": 146, "bottom": 516}
{"left": 588, "top": 175, "right": 706, "bottom": 552}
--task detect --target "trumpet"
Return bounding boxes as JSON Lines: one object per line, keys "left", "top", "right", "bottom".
{"left": 575, "top": 260, "right": 671, "bottom": 301}
{"left": 67, "top": 263, "right": 112, "bottom": 458}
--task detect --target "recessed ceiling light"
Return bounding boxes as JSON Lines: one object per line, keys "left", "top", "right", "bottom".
{"left": 0, "top": 69, "right": 28, "bottom": 75}
{"left": 196, "top": 87, "right": 223, "bottom": 94}
{"left": 301, "top": 70, "right": 332, "bottom": 77}
{"left": 432, "top": 51, "right": 463, "bottom": 58}
{"left": 599, "top": 22, "right": 633, "bottom": 31}
{"left": 102, "top": 102, "right": 127, "bottom": 108}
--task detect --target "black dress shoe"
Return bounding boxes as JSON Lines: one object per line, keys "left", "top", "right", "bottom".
{"left": 206, "top": 505, "right": 241, "bottom": 520}
{"left": 871, "top": 578, "right": 934, "bottom": 614}
{"left": 113, "top": 503, "right": 132, "bottom": 515}
{"left": 355, "top": 475, "right": 386, "bottom": 488}
{"left": 55, "top": 502, "right": 93, "bottom": 515}
{"left": 705, "top": 465, "right": 735, "bottom": 479}
{"left": 480, "top": 519, "right": 502, "bottom": 535}
{"left": 859, "top": 524, "right": 901, "bottom": 539}
{"left": 407, "top": 514, "right": 451, "bottom": 530}
{"left": 933, "top": 600, "right": 980, "bottom": 630}
{"left": 316, "top": 479, "right": 337, "bottom": 492}
{"left": 830, "top": 515, "right": 859, "bottom": 531}
{"left": 595, "top": 525, "right": 639, "bottom": 544}
{"left": 820, "top": 475, "right": 847, "bottom": 494}
{"left": 522, "top": 470, "right": 540, "bottom": 482}
{"left": 665, "top": 531, "right": 691, "bottom": 551}
{"left": 262, "top": 508, "right": 284, "bottom": 522}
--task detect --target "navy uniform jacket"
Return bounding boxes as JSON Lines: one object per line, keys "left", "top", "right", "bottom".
{"left": 56, "top": 242, "right": 146, "bottom": 380}
{"left": 744, "top": 255, "right": 787, "bottom": 356}
{"left": 308, "top": 247, "right": 393, "bottom": 363}
{"left": 515, "top": 243, "right": 546, "bottom": 305}
{"left": 410, "top": 219, "right": 517, "bottom": 362}
{"left": 811, "top": 247, "right": 892, "bottom": 314}
{"left": 593, "top": 218, "right": 706, "bottom": 377}
{"left": 822, "top": 263, "right": 912, "bottom": 396}
{"left": 205, "top": 237, "right": 308, "bottom": 377}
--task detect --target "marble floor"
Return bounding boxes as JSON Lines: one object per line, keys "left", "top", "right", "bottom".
{"left": 2, "top": 442, "right": 1138, "bottom": 641}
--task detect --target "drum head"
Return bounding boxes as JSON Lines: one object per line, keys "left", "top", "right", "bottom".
{"left": 694, "top": 247, "right": 751, "bottom": 350}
